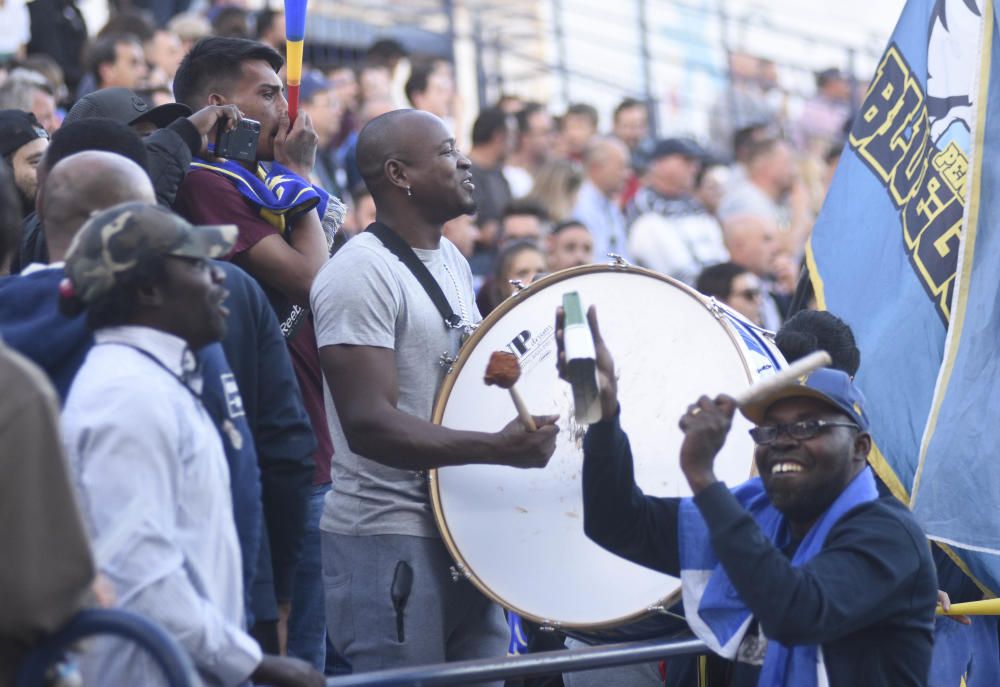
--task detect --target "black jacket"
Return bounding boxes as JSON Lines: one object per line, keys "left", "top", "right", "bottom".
{"left": 215, "top": 261, "right": 316, "bottom": 602}
{"left": 11, "top": 118, "right": 203, "bottom": 273}
{"left": 582, "top": 412, "right": 938, "bottom": 687}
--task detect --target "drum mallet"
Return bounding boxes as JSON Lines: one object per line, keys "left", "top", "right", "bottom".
{"left": 484, "top": 351, "right": 537, "bottom": 431}
{"left": 731, "top": 350, "right": 833, "bottom": 408}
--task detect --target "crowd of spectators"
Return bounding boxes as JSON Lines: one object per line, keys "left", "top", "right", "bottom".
{"left": 0, "top": 0, "right": 858, "bottom": 684}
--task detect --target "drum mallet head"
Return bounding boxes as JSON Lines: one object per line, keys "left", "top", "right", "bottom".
{"left": 484, "top": 351, "right": 537, "bottom": 431}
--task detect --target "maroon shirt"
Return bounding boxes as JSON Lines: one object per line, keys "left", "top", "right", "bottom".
{"left": 175, "top": 168, "right": 333, "bottom": 486}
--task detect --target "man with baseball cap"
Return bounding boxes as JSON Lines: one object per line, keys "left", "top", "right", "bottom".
{"left": 0, "top": 109, "right": 49, "bottom": 219}
{"left": 565, "top": 307, "right": 937, "bottom": 686}
{"left": 625, "top": 137, "right": 728, "bottom": 286}
{"left": 63, "top": 86, "right": 193, "bottom": 135}
{"left": 61, "top": 87, "right": 243, "bottom": 208}
{"left": 59, "top": 202, "right": 322, "bottom": 687}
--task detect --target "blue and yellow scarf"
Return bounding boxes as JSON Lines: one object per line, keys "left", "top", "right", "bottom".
{"left": 190, "top": 158, "right": 346, "bottom": 339}
{"left": 190, "top": 157, "right": 345, "bottom": 243}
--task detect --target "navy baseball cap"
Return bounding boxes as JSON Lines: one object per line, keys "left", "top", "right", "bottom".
{"left": 740, "top": 367, "right": 870, "bottom": 431}
{"left": 649, "top": 137, "right": 703, "bottom": 161}
{"left": 299, "top": 70, "right": 333, "bottom": 103}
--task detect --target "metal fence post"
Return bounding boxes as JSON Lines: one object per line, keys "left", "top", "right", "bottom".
{"left": 637, "top": 0, "right": 658, "bottom": 137}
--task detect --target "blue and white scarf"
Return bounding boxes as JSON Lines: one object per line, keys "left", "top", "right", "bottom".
{"left": 190, "top": 157, "right": 345, "bottom": 245}
{"left": 679, "top": 467, "right": 879, "bottom": 687}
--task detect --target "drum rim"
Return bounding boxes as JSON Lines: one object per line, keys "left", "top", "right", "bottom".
{"left": 429, "top": 262, "right": 759, "bottom": 631}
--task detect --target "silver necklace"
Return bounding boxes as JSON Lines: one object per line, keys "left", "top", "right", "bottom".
{"left": 440, "top": 260, "right": 474, "bottom": 334}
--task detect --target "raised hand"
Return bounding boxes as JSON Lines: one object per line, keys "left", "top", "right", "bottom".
{"left": 274, "top": 109, "right": 318, "bottom": 178}
{"left": 186, "top": 104, "right": 243, "bottom": 159}
{"left": 555, "top": 304, "right": 618, "bottom": 421}
{"left": 678, "top": 395, "right": 736, "bottom": 494}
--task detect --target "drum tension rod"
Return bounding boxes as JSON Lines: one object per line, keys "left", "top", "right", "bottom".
{"left": 449, "top": 564, "right": 469, "bottom": 582}
{"left": 508, "top": 279, "right": 527, "bottom": 292}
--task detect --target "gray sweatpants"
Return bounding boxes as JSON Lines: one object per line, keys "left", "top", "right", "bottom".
{"left": 321, "top": 531, "right": 508, "bottom": 683}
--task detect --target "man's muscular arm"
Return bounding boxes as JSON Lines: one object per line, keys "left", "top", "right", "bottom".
{"left": 320, "top": 344, "right": 558, "bottom": 471}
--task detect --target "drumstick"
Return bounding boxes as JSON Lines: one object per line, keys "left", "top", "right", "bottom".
{"left": 937, "top": 598, "right": 1000, "bottom": 616}
{"left": 731, "top": 351, "right": 833, "bottom": 408}
{"left": 484, "top": 351, "right": 537, "bottom": 431}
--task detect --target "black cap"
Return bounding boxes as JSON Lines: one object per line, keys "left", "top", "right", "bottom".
{"left": 0, "top": 110, "right": 49, "bottom": 157}
{"left": 63, "top": 88, "right": 192, "bottom": 130}
{"left": 649, "top": 137, "right": 703, "bottom": 161}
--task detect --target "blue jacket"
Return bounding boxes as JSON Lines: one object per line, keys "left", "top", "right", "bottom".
{"left": 213, "top": 261, "right": 315, "bottom": 607}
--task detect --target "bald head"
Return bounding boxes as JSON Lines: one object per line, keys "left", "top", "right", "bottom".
{"left": 357, "top": 109, "right": 438, "bottom": 191}
{"left": 583, "top": 136, "right": 629, "bottom": 197}
{"left": 356, "top": 108, "right": 476, "bottom": 228}
{"left": 40, "top": 151, "right": 156, "bottom": 262}
{"left": 722, "top": 214, "right": 779, "bottom": 277}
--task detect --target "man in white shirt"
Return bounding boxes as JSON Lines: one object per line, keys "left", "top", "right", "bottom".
{"left": 571, "top": 136, "right": 630, "bottom": 261}
{"left": 626, "top": 138, "right": 728, "bottom": 285}
{"left": 59, "top": 202, "right": 321, "bottom": 687}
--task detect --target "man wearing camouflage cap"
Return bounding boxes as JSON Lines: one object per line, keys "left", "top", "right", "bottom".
{"left": 59, "top": 202, "right": 322, "bottom": 687}
{"left": 563, "top": 307, "right": 938, "bottom": 687}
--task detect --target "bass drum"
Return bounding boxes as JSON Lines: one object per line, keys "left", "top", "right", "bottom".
{"left": 429, "top": 263, "right": 784, "bottom": 641}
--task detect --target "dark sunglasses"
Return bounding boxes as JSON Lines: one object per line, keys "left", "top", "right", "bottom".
{"left": 749, "top": 418, "right": 859, "bottom": 445}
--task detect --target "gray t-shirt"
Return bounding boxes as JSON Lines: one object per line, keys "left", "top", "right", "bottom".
{"left": 310, "top": 231, "right": 480, "bottom": 538}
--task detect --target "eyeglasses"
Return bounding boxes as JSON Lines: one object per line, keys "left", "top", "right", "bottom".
{"left": 749, "top": 419, "right": 859, "bottom": 445}
{"left": 731, "top": 288, "right": 761, "bottom": 300}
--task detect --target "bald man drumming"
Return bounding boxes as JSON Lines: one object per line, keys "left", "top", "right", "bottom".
{"left": 310, "top": 110, "right": 559, "bottom": 676}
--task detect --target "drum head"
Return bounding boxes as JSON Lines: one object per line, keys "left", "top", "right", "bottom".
{"left": 431, "top": 265, "right": 779, "bottom": 630}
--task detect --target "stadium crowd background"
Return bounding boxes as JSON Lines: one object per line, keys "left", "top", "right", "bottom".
{"left": 0, "top": 0, "right": 898, "bottom": 320}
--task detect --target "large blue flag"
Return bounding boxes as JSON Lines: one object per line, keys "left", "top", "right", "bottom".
{"left": 808, "top": 0, "right": 1000, "bottom": 594}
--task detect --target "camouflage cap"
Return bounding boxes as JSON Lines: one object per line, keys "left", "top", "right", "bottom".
{"left": 64, "top": 202, "right": 237, "bottom": 305}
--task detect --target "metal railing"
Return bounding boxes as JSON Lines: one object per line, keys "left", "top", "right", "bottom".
{"left": 324, "top": 636, "right": 708, "bottom": 686}
{"left": 15, "top": 609, "right": 200, "bottom": 687}
{"left": 302, "top": 0, "right": 893, "bottom": 142}
{"left": 16, "top": 607, "right": 707, "bottom": 687}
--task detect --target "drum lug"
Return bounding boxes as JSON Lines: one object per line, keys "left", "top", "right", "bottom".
{"left": 449, "top": 564, "right": 470, "bottom": 582}
{"left": 439, "top": 352, "right": 457, "bottom": 373}
{"left": 539, "top": 621, "right": 562, "bottom": 632}
{"left": 606, "top": 253, "right": 631, "bottom": 268}
{"left": 508, "top": 279, "right": 527, "bottom": 292}
{"left": 646, "top": 604, "right": 670, "bottom": 615}
{"left": 707, "top": 297, "right": 726, "bottom": 320}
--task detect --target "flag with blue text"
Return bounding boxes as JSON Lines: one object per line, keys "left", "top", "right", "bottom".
{"left": 808, "top": 0, "right": 1000, "bottom": 591}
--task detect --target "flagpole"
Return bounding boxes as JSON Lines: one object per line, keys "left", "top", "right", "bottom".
{"left": 937, "top": 598, "right": 1000, "bottom": 616}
